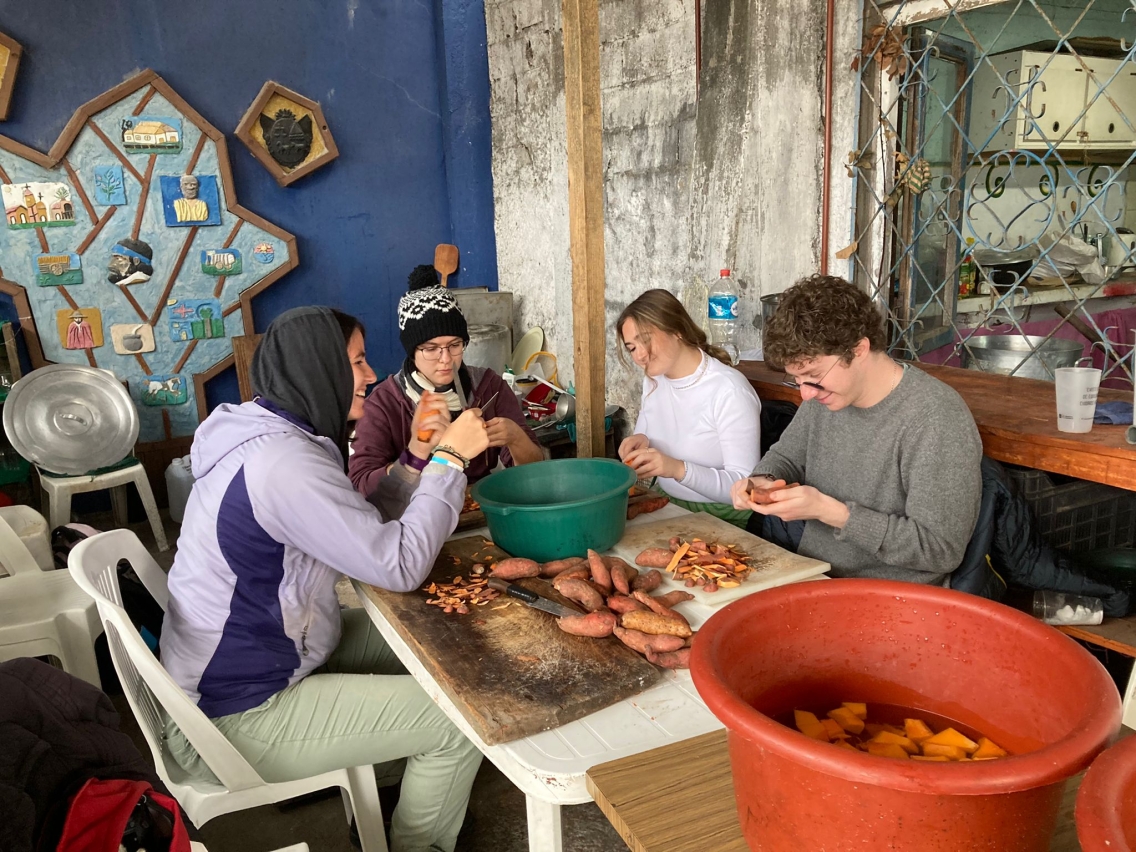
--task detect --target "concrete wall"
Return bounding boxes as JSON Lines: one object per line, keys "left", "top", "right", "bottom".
{"left": 487, "top": 0, "right": 847, "bottom": 417}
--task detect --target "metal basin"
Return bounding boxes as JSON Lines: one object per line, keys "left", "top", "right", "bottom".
{"left": 959, "top": 334, "right": 1084, "bottom": 381}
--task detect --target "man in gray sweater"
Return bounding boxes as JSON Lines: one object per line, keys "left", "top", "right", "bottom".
{"left": 731, "top": 275, "right": 982, "bottom": 585}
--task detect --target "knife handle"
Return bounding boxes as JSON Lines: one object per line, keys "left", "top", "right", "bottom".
{"left": 487, "top": 577, "right": 538, "bottom": 603}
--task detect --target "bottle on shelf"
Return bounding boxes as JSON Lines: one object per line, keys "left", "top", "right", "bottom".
{"left": 708, "top": 268, "right": 740, "bottom": 364}
{"left": 958, "top": 238, "right": 977, "bottom": 298}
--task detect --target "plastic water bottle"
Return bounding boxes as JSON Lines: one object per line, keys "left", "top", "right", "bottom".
{"left": 707, "top": 268, "right": 740, "bottom": 363}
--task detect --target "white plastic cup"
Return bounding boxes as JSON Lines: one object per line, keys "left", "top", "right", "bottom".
{"left": 1055, "top": 367, "right": 1101, "bottom": 433}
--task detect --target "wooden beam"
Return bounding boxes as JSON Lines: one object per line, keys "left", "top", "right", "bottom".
{"left": 562, "top": 0, "right": 607, "bottom": 459}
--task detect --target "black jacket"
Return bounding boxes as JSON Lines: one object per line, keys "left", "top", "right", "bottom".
{"left": 0, "top": 658, "right": 165, "bottom": 852}
{"left": 952, "top": 458, "right": 1130, "bottom": 616}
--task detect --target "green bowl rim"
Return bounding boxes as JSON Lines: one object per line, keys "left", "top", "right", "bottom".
{"left": 472, "top": 458, "right": 636, "bottom": 514}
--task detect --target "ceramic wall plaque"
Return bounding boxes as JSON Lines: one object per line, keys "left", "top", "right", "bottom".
{"left": 110, "top": 323, "right": 155, "bottom": 355}
{"left": 56, "top": 307, "right": 103, "bottom": 350}
{"left": 35, "top": 252, "right": 82, "bottom": 287}
{"left": 160, "top": 174, "right": 220, "bottom": 227}
{"left": 235, "top": 81, "right": 339, "bottom": 187}
{"left": 200, "top": 248, "right": 242, "bottom": 276}
{"left": 3, "top": 182, "right": 77, "bottom": 228}
{"left": 93, "top": 165, "right": 127, "bottom": 206}
{"left": 0, "top": 31, "right": 23, "bottom": 121}
{"left": 121, "top": 116, "right": 182, "bottom": 154}
{"left": 168, "top": 298, "right": 224, "bottom": 341}
{"left": 141, "top": 373, "right": 187, "bottom": 406}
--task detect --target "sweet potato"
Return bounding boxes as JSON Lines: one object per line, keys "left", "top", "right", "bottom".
{"left": 631, "top": 569, "right": 663, "bottom": 592}
{"left": 635, "top": 548, "right": 673, "bottom": 568}
{"left": 555, "top": 578, "right": 606, "bottom": 613}
{"left": 557, "top": 610, "right": 617, "bottom": 638}
{"left": 631, "top": 589, "right": 689, "bottom": 628}
{"left": 607, "top": 557, "right": 638, "bottom": 583}
{"left": 606, "top": 594, "right": 647, "bottom": 614}
{"left": 627, "top": 495, "right": 670, "bottom": 519}
{"left": 621, "top": 610, "right": 692, "bottom": 638}
{"left": 654, "top": 590, "right": 695, "bottom": 608}
{"left": 551, "top": 564, "right": 591, "bottom": 589}
{"left": 646, "top": 647, "right": 691, "bottom": 669}
{"left": 489, "top": 557, "right": 540, "bottom": 580}
{"left": 609, "top": 562, "right": 631, "bottom": 596}
{"left": 540, "top": 557, "right": 585, "bottom": 578}
{"left": 613, "top": 626, "right": 686, "bottom": 654}
{"left": 587, "top": 549, "right": 612, "bottom": 594}
{"left": 668, "top": 535, "right": 682, "bottom": 551}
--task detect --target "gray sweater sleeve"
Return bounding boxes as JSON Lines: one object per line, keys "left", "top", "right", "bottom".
{"left": 833, "top": 413, "right": 982, "bottom": 574}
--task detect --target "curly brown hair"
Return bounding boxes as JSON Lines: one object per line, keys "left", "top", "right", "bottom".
{"left": 762, "top": 275, "right": 887, "bottom": 368}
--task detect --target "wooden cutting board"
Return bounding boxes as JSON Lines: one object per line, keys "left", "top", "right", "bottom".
{"left": 358, "top": 534, "right": 661, "bottom": 746}
{"left": 606, "top": 512, "right": 829, "bottom": 608}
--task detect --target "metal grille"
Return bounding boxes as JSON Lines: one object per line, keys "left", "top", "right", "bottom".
{"left": 851, "top": 0, "right": 1136, "bottom": 382}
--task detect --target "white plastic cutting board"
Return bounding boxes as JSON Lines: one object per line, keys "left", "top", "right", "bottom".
{"left": 606, "top": 512, "right": 829, "bottom": 615}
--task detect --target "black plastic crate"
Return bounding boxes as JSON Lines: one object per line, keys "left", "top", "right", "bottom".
{"left": 1006, "top": 468, "right": 1136, "bottom": 553}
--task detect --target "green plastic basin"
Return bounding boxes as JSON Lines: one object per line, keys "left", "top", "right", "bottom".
{"left": 471, "top": 458, "right": 636, "bottom": 562}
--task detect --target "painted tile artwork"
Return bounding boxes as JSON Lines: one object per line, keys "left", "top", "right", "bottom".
{"left": 34, "top": 253, "right": 82, "bottom": 287}
{"left": 120, "top": 116, "right": 182, "bottom": 154}
{"left": 159, "top": 174, "right": 221, "bottom": 227}
{"left": 92, "top": 165, "right": 127, "bottom": 206}
{"left": 55, "top": 307, "right": 103, "bottom": 350}
{"left": 168, "top": 298, "right": 224, "bottom": 341}
{"left": 110, "top": 323, "right": 155, "bottom": 355}
{"left": 3, "top": 182, "right": 77, "bottom": 229}
{"left": 141, "top": 373, "right": 188, "bottom": 406}
{"left": 200, "top": 248, "right": 242, "bottom": 276}
{"left": 254, "top": 242, "right": 275, "bottom": 263}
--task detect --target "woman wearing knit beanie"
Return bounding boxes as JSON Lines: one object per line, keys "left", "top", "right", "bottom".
{"left": 349, "top": 265, "right": 543, "bottom": 498}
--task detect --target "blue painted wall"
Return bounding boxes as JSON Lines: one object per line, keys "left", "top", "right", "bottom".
{"left": 0, "top": 0, "right": 498, "bottom": 401}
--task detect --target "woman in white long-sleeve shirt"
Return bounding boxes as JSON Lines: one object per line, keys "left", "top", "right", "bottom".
{"left": 617, "top": 289, "right": 762, "bottom": 528}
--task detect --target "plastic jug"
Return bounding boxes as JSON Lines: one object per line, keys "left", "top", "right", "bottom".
{"left": 0, "top": 505, "right": 52, "bottom": 571}
{"left": 165, "top": 455, "right": 195, "bottom": 524}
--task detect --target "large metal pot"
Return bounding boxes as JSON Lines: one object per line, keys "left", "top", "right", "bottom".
{"left": 959, "top": 334, "right": 1084, "bottom": 381}
{"left": 753, "top": 293, "right": 781, "bottom": 329}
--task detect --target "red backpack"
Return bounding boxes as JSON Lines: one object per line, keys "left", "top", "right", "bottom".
{"left": 55, "top": 778, "right": 190, "bottom": 852}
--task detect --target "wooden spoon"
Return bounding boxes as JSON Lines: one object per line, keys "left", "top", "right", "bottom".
{"left": 434, "top": 244, "right": 459, "bottom": 288}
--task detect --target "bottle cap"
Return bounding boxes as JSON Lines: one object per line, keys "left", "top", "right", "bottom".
{"left": 720, "top": 269, "right": 731, "bottom": 277}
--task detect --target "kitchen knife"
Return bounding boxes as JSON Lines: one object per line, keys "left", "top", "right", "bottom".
{"left": 487, "top": 577, "right": 583, "bottom": 618}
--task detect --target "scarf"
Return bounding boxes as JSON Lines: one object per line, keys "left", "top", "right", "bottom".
{"left": 397, "top": 360, "right": 470, "bottom": 415}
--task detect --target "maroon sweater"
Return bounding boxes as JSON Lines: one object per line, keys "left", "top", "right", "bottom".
{"left": 349, "top": 366, "right": 537, "bottom": 497}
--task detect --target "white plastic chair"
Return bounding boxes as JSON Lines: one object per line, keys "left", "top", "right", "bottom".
{"left": 1122, "top": 662, "right": 1136, "bottom": 729}
{"left": 40, "top": 459, "right": 169, "bottom": 551}
{"left": 68, "top": 529, "right": 387, "bottom": 852}
{"left": 0, "top": 512, "right": 101, "bottom": 686}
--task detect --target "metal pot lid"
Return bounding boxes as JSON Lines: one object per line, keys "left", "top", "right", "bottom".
{"left": 2, "top": 364, "right": 139, "bottom": 475}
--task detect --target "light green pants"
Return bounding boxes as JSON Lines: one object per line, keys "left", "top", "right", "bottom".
{"left": 167, "top": 607, "right": 483, "bottom": 852}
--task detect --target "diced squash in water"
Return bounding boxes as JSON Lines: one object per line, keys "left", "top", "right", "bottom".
{"left": 921, "top": 742, "right": 968, "bottom": 761}
{"left": 904, "top": 718, "right": 935, "bottom": 743}
{"left": 864, "top": 722, "right": 905, "bottom": 738}
{"left": 911, "top": 755, "right": 951, "bottom": 762}
{"left": 923, "top": 727, "right": 978, "bottom": 754}
{"left": 794, "top": 710, "right": 829, "bottom": 741}
{"left": 866, "top": 741, "right": 910, "bottom": 760}
{"left": 971, "top": 737, "right": 1008, "bottom": 760}
{"left": 842, "top": 702, "right": 868, "bottom": 720}
{"left": 870, "top": 730, "right": 919, "bottom": 754}
{"left": 821, "top": 719, "right": 849, "bottom": 740}
{"left": 827, "top": 707, "right": 866, "bottom": 735}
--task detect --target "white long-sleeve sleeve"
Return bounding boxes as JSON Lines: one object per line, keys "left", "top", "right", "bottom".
{"left": 634, "top": 355, "right": 762, "bottom": 504}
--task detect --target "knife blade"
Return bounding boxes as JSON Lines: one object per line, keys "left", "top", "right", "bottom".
{"left": 487, "top": 577, "right": 583, "bottom": 618}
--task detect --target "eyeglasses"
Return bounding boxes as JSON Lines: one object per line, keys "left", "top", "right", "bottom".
{"left": 416, "top": 340, "right": 465, "bottom": 361}
{"left": 782, "top": 353, "right": 847, "bottom": 392}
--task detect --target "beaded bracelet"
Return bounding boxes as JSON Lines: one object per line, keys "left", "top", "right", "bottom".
{"left": 429, "top": 454, "right": 465, "bottom": 472}
{"left": 433, "top": 444, "right": 471, "bottom": 470}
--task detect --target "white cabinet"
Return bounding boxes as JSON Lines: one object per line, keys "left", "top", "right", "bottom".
{"left": 969, "top": 50, "right": 1136, "bottom": 152}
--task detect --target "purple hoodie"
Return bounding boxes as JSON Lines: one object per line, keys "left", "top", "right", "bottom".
{"left": 161, "top": 400, "right": 464, "bottom": 718}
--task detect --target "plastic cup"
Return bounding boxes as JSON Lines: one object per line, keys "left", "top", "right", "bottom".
{"left": 1032, "top": 590, "right": 1104, "bottom": 626}
{"left": 1055, "top": 367, "right": 1101, "bottom": 433}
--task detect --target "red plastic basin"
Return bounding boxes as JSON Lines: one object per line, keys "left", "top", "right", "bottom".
{"left": 690, "top": 579, "right": 1122, "bottom": 852}
{"left": 1077, "top": 730, "right": 1136, "bottom": 851}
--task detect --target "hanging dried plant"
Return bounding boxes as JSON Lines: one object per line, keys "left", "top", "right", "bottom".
{"left": 851, "top": 23, "right": 908, "bottom": 81}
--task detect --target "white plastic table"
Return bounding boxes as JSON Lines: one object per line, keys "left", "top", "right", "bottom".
{"left": 352, "top": 505, "right": 728, "bottom": 852}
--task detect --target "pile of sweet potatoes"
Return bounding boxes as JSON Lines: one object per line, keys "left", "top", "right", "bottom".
{"left": 489, "top": 549, "right": 695, "bottom": 669}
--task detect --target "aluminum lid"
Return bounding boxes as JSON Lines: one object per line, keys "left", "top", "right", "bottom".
{"left": 3, "top": 364, "right": 139, "bottom": 475}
